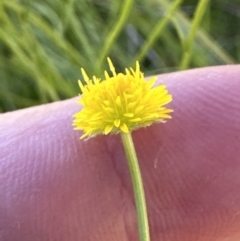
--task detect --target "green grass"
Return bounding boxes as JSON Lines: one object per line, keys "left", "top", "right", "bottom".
{"left": 0, "top": 0, "right": 239, "bottom": 112}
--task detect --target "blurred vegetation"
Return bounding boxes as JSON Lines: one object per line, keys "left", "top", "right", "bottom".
{"left": 0, "top": 0, "right": 239, "bottom": 112}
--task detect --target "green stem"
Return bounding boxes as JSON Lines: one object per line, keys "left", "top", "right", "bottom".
{"left": 134, "top": 0, "right": 183, "bottom": 64}
{"left": 97, "top": 0, "right": 134, "bottom": 73}
{"left": 121, "top": 132, "right": 150, "bottom": 241}
{"left": 179, "top": 0, "right": 210, "bottom": 70}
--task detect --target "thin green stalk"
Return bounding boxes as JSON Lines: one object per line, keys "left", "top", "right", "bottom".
{"left": 97, "top": 0, "right": 134, "bottom": 72}
{"left": 134, "top": 0, "right": 183, "bottom": 64}
{"left": 121, "top": 132, "right": 150, "bottom": 241}
{"left": 179, "top": 0, "right": 210, "bottom": 70}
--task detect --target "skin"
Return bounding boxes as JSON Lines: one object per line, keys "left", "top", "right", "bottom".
{"left": 0, "top": 65, "right": 240, "bottom": 241}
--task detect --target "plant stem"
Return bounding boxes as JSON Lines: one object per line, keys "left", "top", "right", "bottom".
{"left": 179, "top": 0, "right": 210, "bottom": 70}
{"left": 97, "top": 0, "right": 134, "bottom": 73}
{"left": 134, "top": 0, "right": 183, "bottom": 64}
{"left": 121, "top": 132, "right": 150, "bottom": 241}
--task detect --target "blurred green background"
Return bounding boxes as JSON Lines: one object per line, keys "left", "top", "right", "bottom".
{"left": 0, "top": 0, "right": 239, "bottom": 112}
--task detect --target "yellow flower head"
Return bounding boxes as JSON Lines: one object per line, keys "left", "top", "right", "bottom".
{"left": 73, "top": 58, "right": 173, "bottom": 139}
